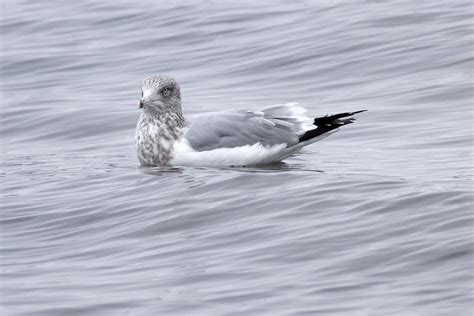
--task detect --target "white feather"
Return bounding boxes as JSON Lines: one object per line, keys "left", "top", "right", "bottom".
{"left": 171, "top": 139, "right": 291, "bottom": 167}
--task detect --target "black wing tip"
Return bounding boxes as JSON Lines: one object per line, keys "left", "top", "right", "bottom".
{"left": 299, "top": 109, "right": 366, "bottom": 143}
{"left": 313, "top": 110, "right": 366, "bottom": 126}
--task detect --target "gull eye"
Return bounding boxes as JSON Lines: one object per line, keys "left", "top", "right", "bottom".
{"left": 162, "top": 87, "right": 170, "bottom": 94}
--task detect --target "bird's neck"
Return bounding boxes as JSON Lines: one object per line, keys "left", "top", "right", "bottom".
{"left": 146, "top": 110, "right": 186, "bottom": 128}
{"left": 143, "top": 102, "right": 186, "bottom": 128}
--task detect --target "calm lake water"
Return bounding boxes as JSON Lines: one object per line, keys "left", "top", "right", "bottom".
{"left": 1, "top": 1, "right": 473, "bottom": 315}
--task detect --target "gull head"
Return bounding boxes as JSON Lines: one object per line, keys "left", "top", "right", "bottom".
{"left": 138, "top": 75, "right": 181, "bottom": 113}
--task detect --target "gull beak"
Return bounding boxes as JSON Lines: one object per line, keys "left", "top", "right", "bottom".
{"left": 138, "top": 98, "right": 144, "bottom": 109}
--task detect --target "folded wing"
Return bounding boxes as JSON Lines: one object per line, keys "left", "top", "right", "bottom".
{"left": 184, "top": 105, "right": 311, "bottom": 151}
{"left": 184, "top": 104, "right": 366, "bottom": 152}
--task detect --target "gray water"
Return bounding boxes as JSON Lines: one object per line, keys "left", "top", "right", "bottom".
{"left": 1, "top": 1, "right": 473, "bottom": 315}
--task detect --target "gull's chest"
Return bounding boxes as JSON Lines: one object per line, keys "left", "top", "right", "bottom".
{"left": 135, "top": 115, "right": 176, "bottom": 165}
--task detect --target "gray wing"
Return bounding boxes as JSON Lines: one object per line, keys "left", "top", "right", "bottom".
{"left": 184, "top": 105, "right": 310, "bottom": 151}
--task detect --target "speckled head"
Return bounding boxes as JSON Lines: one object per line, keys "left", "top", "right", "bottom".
{"left": 138, "top": 75, "right": 181, "bottom": 112}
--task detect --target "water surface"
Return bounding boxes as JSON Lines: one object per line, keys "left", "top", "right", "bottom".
{"left": 1, "top": 1, "right": 473, "bottom": 315}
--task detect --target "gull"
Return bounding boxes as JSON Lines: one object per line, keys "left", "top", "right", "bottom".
{"left": 135, "top": 75, "right": 365, "bottom": 167}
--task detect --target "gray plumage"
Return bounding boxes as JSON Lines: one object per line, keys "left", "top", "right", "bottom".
{"left": 185, "top": 107, "right": 307, "bottom": 151}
